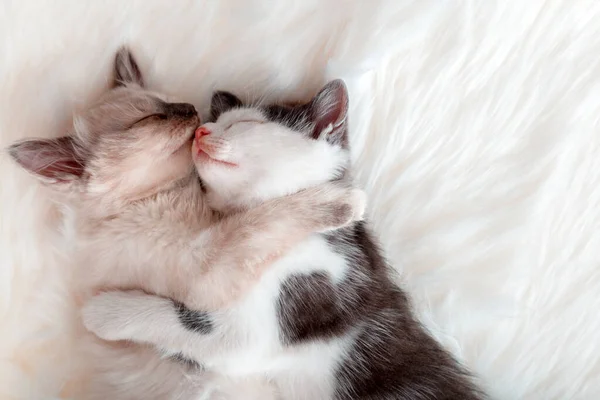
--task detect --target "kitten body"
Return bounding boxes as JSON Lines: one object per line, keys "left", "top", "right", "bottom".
{"left": 85, "top": 82, "right": 486, "bottom": 399}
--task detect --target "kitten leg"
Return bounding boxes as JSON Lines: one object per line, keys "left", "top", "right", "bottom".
{"left": 82, "top": 290, "right": 216, "bottom": 357}
{"left": 186, "top": 183, "right": 366, "bottom": 310}
{"left": 82, "top": 291, "right": 279, "bottom": 399}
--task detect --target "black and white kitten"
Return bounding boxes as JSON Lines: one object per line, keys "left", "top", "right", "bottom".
{"left": 83, "top": 80, "right": 486, "bottom": 400}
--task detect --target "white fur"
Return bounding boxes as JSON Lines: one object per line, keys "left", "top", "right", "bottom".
{"left": 2, "top": 1, "right": 600, "bottom": 399}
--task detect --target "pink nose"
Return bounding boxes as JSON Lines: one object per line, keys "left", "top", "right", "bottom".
{"left": 195, "top": 126, "right": 211, "bottom": 140}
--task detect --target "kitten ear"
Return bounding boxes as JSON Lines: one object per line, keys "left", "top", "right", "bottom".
{"left": 210, "top": 91, "right": 243, "bottom": 121}
{"left": 113, "top": 47, "right": 144, "bottom": 88}
{"left": 8, "top": 136, "right": 86, "bottom": 185}
{"left": 308, "top": 79, "right": 349, "bottom": 148}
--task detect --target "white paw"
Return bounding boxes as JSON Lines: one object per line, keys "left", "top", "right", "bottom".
{"left": 81, "top": 290, "right": 145, "bottom": 341}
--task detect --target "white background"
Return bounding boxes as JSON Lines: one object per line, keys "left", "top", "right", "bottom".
{"left": 1, "top": 1, "right": 599, "bottom": 398}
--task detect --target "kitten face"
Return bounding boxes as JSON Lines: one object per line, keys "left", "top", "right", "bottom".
{"left": 9, "top": 48, "right": 199, "bottom": 209}
{"left": 192, "top": 80, "right": 351, "bottom": 212}
{"left": 79, "top": 85, "right": 198, "bottom": 201}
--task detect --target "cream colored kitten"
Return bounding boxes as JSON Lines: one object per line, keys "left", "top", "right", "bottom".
{"left": 8, "top": 48, "right": 364, "bottom": 399}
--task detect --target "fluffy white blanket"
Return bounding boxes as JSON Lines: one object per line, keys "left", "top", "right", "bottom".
{"left": 1, "top": 1, "right": 599, "bottom": 399}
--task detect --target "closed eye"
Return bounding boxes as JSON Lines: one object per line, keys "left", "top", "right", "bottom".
{"left": 131, "top": 113, "right": 168, "bottom": 126}
{"left": 224, "top": 119, "right": 265, "bottom": 130}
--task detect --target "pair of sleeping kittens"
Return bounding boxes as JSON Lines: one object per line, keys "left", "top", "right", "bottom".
{"left": 9, "top": 48, "right": 485, "bottom": 399}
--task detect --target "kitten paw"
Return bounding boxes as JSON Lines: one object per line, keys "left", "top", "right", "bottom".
{"left": 318, "top": 185, "right": 367, "bottom": 231}
{"left": 334, "top": 188, "right": 366, "bottom": 227}
{"left": 81, "top": 290, "right": 147, "bottom": 342}
{"left": 348, "top": 188, "right": 367, "bottom": 222}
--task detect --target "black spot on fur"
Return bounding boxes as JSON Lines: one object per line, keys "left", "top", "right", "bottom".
{"left": 210, "top": 91, "right": 243, "bottom": 121}
{"left": 173, "top": 300, "right": 213, "bottom": 334}
{"left": 278, "top": 272, "right": 347, "bottom": 343}
{"left": 262, "top": 104, "right": 311, "bottom": 131}
{"left": 168, "top": 352, "right": 202, "bottom": 369}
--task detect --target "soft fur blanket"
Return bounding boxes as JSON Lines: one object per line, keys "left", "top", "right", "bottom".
{"left": 1, "top": 1, "right": 599, "bottom": 399}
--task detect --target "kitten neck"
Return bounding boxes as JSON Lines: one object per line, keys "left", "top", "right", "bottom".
{"left": 82, "top": 172, "right": 208, "bottom": 224}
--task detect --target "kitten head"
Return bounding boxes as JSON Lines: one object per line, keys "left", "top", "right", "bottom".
{"left": 9, "top": 48, "right": 199, "bottom": 211}
{"left": 193, "top": 80, "right": 351, "bottom": 212}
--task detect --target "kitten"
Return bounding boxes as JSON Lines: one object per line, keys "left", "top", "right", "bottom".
{"left": 83, "top": 81, "right": 487, "bottom": 399}
{"left": 8, "top": 48, "right": 365, "bottom": 399}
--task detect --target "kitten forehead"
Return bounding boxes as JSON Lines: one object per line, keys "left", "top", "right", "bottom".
{"left": 217, "top": 108, "right": 266, "bottom": 127}
{"left": 101, "top": 86, "right": 168, "bottom": 108}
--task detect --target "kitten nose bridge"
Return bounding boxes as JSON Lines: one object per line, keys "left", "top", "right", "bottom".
{"left": 164, "top": 102, "right": 197, "bottom": 119}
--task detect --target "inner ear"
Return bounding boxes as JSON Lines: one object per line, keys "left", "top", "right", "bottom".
{"left": 309, "top": 80, "right": 349, "bottom": 146}
{"left": 210, "top": 91, "right": 243, "bottom": 121}
{"left": 8, "top": 136, "right": 86, "bottom": 183}
{"left": 113, "top": 47, "right": 144, "bottom": 88}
